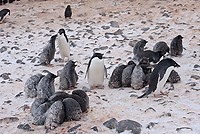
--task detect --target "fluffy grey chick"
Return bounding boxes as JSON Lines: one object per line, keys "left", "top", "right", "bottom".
{"left": 40, "top": 34, "right": 57, "bottom": 67}
{"left": 59, "top": 60, "right": 78, "bottom": 90}
{"left": 24, "top": 73, "right": 44, "bottom": 98}
{"left": 122, "top": 61, "right": 136, "bottom": 87}
{"left": 131, "top": 61, "right": 146, "bottom": 90}
{"left": 108, "top": 64, "right": 127, "bottom": 88}
{"left": 133, "top": 39, "right": 147, "bottom": 55}
{"left": 153, "top": 41, "right": 169, "bottom": 55}
{"left": 37, "top": 70, "right": 57, "bottom": 98}
{"left": 170, "top": 35, "right": 183, "bottom": 56}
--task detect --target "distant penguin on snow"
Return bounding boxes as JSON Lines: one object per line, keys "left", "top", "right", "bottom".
{"left": 170, "top": 35, "right": 183, "bottom": 56}
{"left": 57, "top": 28, "right": 70, "bottom": 62}
{"left": 65, "top": 5, "right": 72, "bottom": 19}
{"left": 138, "top": 58, "right": 180, "bottom": 98}
{"left": 0, "top": 9, "right": 10, "bottom": 23}
{"left": 40, "top": 34, "right": 57, "bottom": 67}
{"left": 85, "top": 53, "right": 107, "bottom": 89}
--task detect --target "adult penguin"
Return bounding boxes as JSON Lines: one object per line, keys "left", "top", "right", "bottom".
{"left": 64, "top": 5, "right": 72, "bottom": 19}
{"left": 138, "top": 58, "right": 180, "bottom": 98}
{"left": 0, "top": 9, "right": 10, "bottom": 23}
{"left": 57, "top": 28, "right": 70, "bottom": 62}
{"left": 170, "top": 35, "right": 183, "bottom": 56}
{"left": 85, "top": 52, "right": 107, "bottom": 89}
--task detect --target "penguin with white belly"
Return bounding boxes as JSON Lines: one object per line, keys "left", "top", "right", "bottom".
{"left": 85, "top": 53, "right": 107, "bottom": 89}
{"left": 138, "top": 58, "right": 180, "bottom": 98}
{"left": 57, "top": 28, "right": 70, "bottom": 62}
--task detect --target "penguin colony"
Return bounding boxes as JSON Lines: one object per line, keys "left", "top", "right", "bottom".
{"left": 15, "top": 3, "right": 185, "bottom": 131}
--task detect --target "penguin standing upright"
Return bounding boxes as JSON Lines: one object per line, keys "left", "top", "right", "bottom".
{"left": 64, "top": 5, "right": 72, "bottom": 19}
{"left": 170, "top": 35, "right": 183, "bottom": 56}
{"left": 57, "top": 28, "right": 70, "bottom": 62}
{"left": 133, "top": 39, "right": 147, "bottom": 55}
{"left": 40, "top": 34, "right": 57, "bottom": 67}
{"left": 85, "top": 53, "right": 107, "bottom": 89}
{"left": 0, "top": 9, "right": 10, "bottom": 23}
{"left": 59, "top": 60, "right": 78, "bottom": 90}
{"left": 138, "top": 58, "right": 180, "bottom": 98}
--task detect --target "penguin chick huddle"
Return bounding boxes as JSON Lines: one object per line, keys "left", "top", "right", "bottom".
{"left": 109, "top": 36, "right": 182, "bottom": 98}
{"left": 30, "top": 90, "right": 89, "bottom": 130}
{"left": 25, "top": 70, "right": 88, "bottom": 130}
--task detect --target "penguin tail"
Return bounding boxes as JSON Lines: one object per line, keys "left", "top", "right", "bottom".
{"left": 137, "top": 93, "right": 147, "bottom": 99}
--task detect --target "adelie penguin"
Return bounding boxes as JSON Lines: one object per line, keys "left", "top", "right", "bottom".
{"left": 40, "top": 34, "right": 57, "bottom": 67}
{"left": 85, "top": 52, "right": 107, "bottom": 89}
{"left": 153, "top": 41, "right": 169, "bottom": 56}
{"left": 59, "top": 60, "right": 78, "bottom": 90}
{"left": 57, "top": 28, "right": 70, "bottom": 62}
{"left": 64, "top": 5, "right": 72, "bottom": 19}
{"left": 133, "top": 39, "right": 147, "bottom": 55}
{"left": 138, "top": 58, "right": 180, "bottom": 98}
{"left": 0, "top": 9, "right": 10, "bottom": 23}
{"left": 170, "top": 35, "right": 184, "bottom": 57}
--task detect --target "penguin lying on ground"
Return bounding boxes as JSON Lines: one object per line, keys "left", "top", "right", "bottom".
{"left": 85, "top": 52, "right": 107, "bottom": 89}
{"left": 64, "top": 5, "right": 72, "bottom": 19}
{"left": 138, "top": 58, "right": 180, "bottom": 98}
{"left": 40, "top": 34, "right": 57, "bottom": 67}
{"left": 170, "top": 35, "right": 183, "bottom": 56}
{"left": 57, "top": 28, "right": 70, "bottom": 62}
{"left": 0, "top": 9, "right": 10, "bottom": 23}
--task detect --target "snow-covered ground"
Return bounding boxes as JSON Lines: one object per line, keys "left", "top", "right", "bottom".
{"left": 0, "top": 0, "right": 199, "bottom": 133}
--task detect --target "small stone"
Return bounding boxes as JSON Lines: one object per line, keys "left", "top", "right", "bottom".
{"left": 116, "top": 119, "right": 142, "bottom": 134}
{"left": 0, "top": 117, "right": 19, "bottom": 124}
{"left": 91, "top": 126, "right": 98, "bottom": 132}
{"left": 67, "top": 124, "right": 81, "bottom": 133}
{"left": 103, "top": 118, "right": 118, "bottom": 129}
{"left": 114, "top": 29, "right": 123, "bottom": 35}
{"left": 99, "top": 12, "right": 106, "bottom": 16}
{"left": 110, "top": 21, "right": 119, "bottom": 28}
{"left": 17, "top": 123, "right": 34, "bottom": 131}
{"left": 4, "top": 100, "right": 12, "bottom": 104}
{"left": 194, "top": 64, "right": 200, "bottom": 68}
{"left": 146, "top": 122, "right": 158, "bottom": 129}
{"left": 0, "top": 46, "right": 8, "bottom": 53}
{"left": 28, "top": 35, "right": 34, "bottom": 39}
{"left": 191, "top": 75, "right": 200, "bottom": 80}
{"left": 0, "top": 73, "right": 11, "bottom": 80}
{"left": 162, "top": 13, "right": 169, "bottom": 17}
{"left": 101, "top": 26, "right": 110, "bottom": 30}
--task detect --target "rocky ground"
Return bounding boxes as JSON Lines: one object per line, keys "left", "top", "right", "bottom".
{"left": 0, "top": 0, "right": 200, "bottom": 133}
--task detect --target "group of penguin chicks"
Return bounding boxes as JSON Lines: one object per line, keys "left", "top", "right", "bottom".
{"left": 39, "top": 25, "right": 183, "bottom": 99}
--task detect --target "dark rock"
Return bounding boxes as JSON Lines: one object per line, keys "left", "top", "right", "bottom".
{"left": 24, "top": 73, "right": 44, "bottom": 98}
{"left": 110, "top": 21, "right": 119, "bottom": 28}
{"left": 194, "top": 64, "right": 200, "bottom": 68}
{"left": 162, "top": 13, "right": 169, "bottom": 17}
{"left": 0, "top": 46, "right": 8, "bottom": 53}
{"left": 191, "top": 75, "right": 200, "bottom": 80}
{"left": 0, "top": 117, "right": 19, "bottom": 124}
{"left": 72, "top": 89, "right": 89, "bottom": 112}
{"left": 45, "top": 101, "right": 65, "bottom": 130}
{"left": 114, "top": 29, "right": 123, "bottom": 35}
{"left": 99, "top": 12, "right": 106, "bottom": 16}
{"left": 16, "top": 59, "right": 25, "bottom": 64}
{"left": 15, "top": 92, "right": 23, "bottom": 98}
{"left": 176, "top": 127, "right": 193, "bottom": 132}
{"left": 70, "top": 41, "right": 76, "bottom": 47}
{"left": 101, "top": 26, "right": 110, "bottom": 30}
{"left": 116, "top": 119, "right": 142, "bottom": 134}
{"left": 141, "top": 27, "right": 150, "bottom": 33}
{"left": 91, "top": 126, "right": 98, "bottom": 132}
{"left": 168, "top": 70, "right": 181, "bottom": 83}
{"left": 28, "top": 35, "right": 34, "bottom": 39}
{"left": 48, "top": 91, "right": 69, "bottom": 103}
{"left": 4, "top": 100, "right": 12, "bottom": 104}
{"left": 67, "top": 124, "right": 81, "bottom": 133}
{"left": 11, "top": 46, "right": 20, "bottom": 50}
{"left": 146, "top": 122, "right": 158, "bottom": 129}
{"left": 82, "top": 86, "right": 92, "bottom": 92}
{"left": 62, "top": 98, "right": 82, "bottom": 121}
{"left": 186, "top": 82, "right": 198, "bottom": 86}
{"left": 103, "top": 118, "right": 118, "bottom": 129}
{"left": 0, "top": 73, "right": 11, "bottom": 80}
{"left": 17, "top": 123, "right": 34, "bottom": 131}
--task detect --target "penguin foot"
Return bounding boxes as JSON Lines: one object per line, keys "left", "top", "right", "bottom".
{"left": 90, "top": 86, "right": 95, "bottom": 90}
{"left": 47, "top": 64, "right": 54, "bottom": 67}
{"left": 154, "top": 94, "right": 162, "bottom": 98}
{"left": 160, "top": 91, "right": 169, "bottom": 95}
{"left": 97, "top": 85, "right": 104, "bottom": 89}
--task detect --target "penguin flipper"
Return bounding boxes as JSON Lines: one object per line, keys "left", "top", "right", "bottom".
{"left": 137, "top": 87, "right": 152, "bottom": 99}
{"left": 137, "top": 92, "right": 147, "bottom": 99}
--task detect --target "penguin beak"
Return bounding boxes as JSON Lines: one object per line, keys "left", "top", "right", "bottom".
{"left": 176, "top": 64, "right": 180, "bottom": 68}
